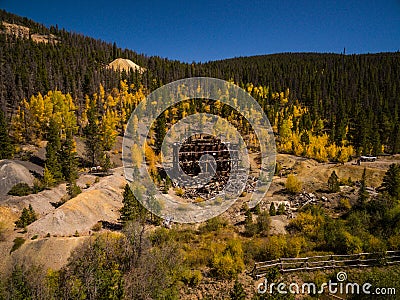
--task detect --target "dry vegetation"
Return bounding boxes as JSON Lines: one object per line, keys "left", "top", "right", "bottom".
{"left": 0, "top": 152, "right": 399, "bottom": 298}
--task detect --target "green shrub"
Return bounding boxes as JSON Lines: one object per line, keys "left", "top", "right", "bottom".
{"left": 256, "top": 211, "right": 270, "bottom": 236}
{"left": 243, "top": 238, "right": 269, "bottom": 264}
{"left": 199, "top": 216, "right": 228, "bottom": 233}
{"left": 337, "top": 198, "right": 351, "bottom": 211}
{"left": 149, "top": 227, "right": 173, "bottom": 246}
{"left": 10, "top": 237, "right": 25, "bottom": 253}
{"left": 7, "top": 183, "right": 32, "bottom": 196}
{"left": 180, "top": 269, "right": 202, "bottom": 287}
{"left": 67, "top": 182, "right": 81, "bottom": 198}
{"left": 30, "top": 235, "right": 38, "bottom": 240}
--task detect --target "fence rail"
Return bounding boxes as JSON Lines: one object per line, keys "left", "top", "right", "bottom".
{"left": 252, "top": 250, "right": 400, "bottom": 278}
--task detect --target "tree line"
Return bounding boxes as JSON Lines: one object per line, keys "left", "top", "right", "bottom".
{"left": 1, "top": 9, "right": 400, "bottom": 158}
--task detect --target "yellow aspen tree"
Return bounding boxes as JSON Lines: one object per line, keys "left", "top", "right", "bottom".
{"left": 101, "top": 109, "right": 118, "bottom": 151}
{"left": 131, "top": 143, "right": 143, "bottom": 170}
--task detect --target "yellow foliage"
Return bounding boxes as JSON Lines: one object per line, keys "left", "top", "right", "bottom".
{"left": 131, "top": 144, "right": 143, "bottom": 169}
{"left": 285, "top": 174, "right": 302, "bottom": 194}
{"left": 144, "top": 143, "right": 158, "bottom": 175}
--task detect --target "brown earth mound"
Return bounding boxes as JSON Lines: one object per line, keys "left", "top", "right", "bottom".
{"left": 27, "top": 168, "right": 126, "bottom": 237}
{"left": 108, "top": 58, "right": 146, "bottom": 73}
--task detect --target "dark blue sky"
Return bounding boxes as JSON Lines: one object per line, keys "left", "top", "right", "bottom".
{"left": 1, "top": 0, "right": 400, "bottom": 62}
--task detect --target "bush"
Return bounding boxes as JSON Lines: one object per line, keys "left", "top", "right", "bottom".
{"left": 285, "top": 174, "right": 302, "bottom": 194}
{"left": 180, "top": 269, "right": 202, "bottom": 287}
{"left": 199, "top": 217, "right": 228, "bottom": 233}
{"left": 91, "top": 222, "right": 102, "bottom": 232}
{"left": 243, "top": 238, "right": 269, "bottom": 264}
{"left": 10, "top": 237, "right": 25, "bottom": 253}
{"left": 67, "top": 182, "right": 81, "bottom": 198}
{"left": 174, "top": 187, "right": 184, "bottom": 196}
{"left": 337, "top": 198, "right": 351, "bottom": 211}
{"left": 256, "top": 211, "right": 270, "bottom": 236}
{"left": 210, "top": 239, "right": 244, "bottom": 279}
{"left": 388, "top": 234, "right": 400, "bottom": 250}
{"left": 7, "top": 183, "right": 32, "bottom": 196}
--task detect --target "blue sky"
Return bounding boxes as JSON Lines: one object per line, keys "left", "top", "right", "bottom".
{"left": 1, "top": 0, "right": 400, "bottom": 62}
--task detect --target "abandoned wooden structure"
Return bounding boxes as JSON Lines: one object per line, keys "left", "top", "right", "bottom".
{"left": 171, "top": 134, "right": 245, "bottom": 199}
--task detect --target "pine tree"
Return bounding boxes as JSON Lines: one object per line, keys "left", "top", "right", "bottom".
{"left": 84, "top": 97, "right": 103, "bottom": 167}
{"left": 154, "top": 113, "right": 166, "bottom": 154}
{"left": 328, "top": 171, "right": 340, "bottom": 192}
{"left": 60, "top": 129, "right": 78, "bottom": 182}
{"left": 45, "top": 118, "right": 63, "bottom": 181}
{"left": 300, "top": 131, "right": 310, "bottom": 146}
{"left": 120, "top": 184, "right": 147, "bottom": 224}
{"left": 42, "top": 165, "right": 55, "bottom": 188}
{"left": 269, "top": 202, "right": 276, "bottom": 216}
{"left": 15, "top": 204, "right": 37, "bottom": 228}
{"left": 0, "top": 109, "right": 13, "bottom": 159}
{"left": 381, "top": 164, "right": 400, "bottom": 200}
{"left": 357, "top": 168, "right": 369, "bottom": 209}
{"left": 277, "top": 203, "right": 286, "bottom": 215}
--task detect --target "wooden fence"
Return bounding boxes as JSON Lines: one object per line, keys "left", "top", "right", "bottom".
{"left": 252, "top": 250, "right": 400, "bottom": 278}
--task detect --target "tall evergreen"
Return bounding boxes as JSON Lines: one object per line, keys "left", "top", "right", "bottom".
{"left": 357, "top": 168, "right": 369, "bottom": 209}
{"left": 60, "top": 129, "right": 81, "bottom": 198}
{"left": 328, "top": 171, "right": 340, "bottom": 193}
{"left": 83, "top": 98, "right": 103, "bottom": 167}
{"left": 120, "top": 184, "right": 147, "bottom": 224}
{"left": 381, "top": 164, "right": 400, "bottom": 200}
{"left": 45, "top": 118, "right": 63, "bottom": 181}
{"left": 60, "top": 129, "right": 78, "bottom": 182}
{"left": 154, "top": 112, "right": 166, "bottom": 154}
{"left": 0, "top": 109, "right": 13, "bottom": 159}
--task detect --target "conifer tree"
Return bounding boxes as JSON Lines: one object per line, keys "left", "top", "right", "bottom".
{"left": 0, "top": 109, "right": 13, "bottom": 159}
{"left": 42, "top": 165, "right": 55, "bottom": 188}
{"left": 60, "top": 130, "right": 78, "bottom": 182}
{"left": 381, "top": 164, "right": 400, "bottom": 200}
{"left": 60, "top": 129, "right": 81, "bottom": 198}
{"left": 269, "top": 202, "right": 276, "bottom": 216}
{"left": 120, "top": 184, "right": 147, "bottom": 224}
{"left": 45, "top": 118, "right": 63, "bottom": 181}
{"left": 357, "top": 168, "right": 369, "bottom": 209}
{"left": 84, "top": 98, "right": 103, "bottom": 167}
{"left": 15, "top": 204, "right": 37, "bottom": 228}
{"left": 328, "top": 171, "right": 340, "bottom": 192}
{"left": 154, "top": 113, "right": 166, "bottom": 154}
